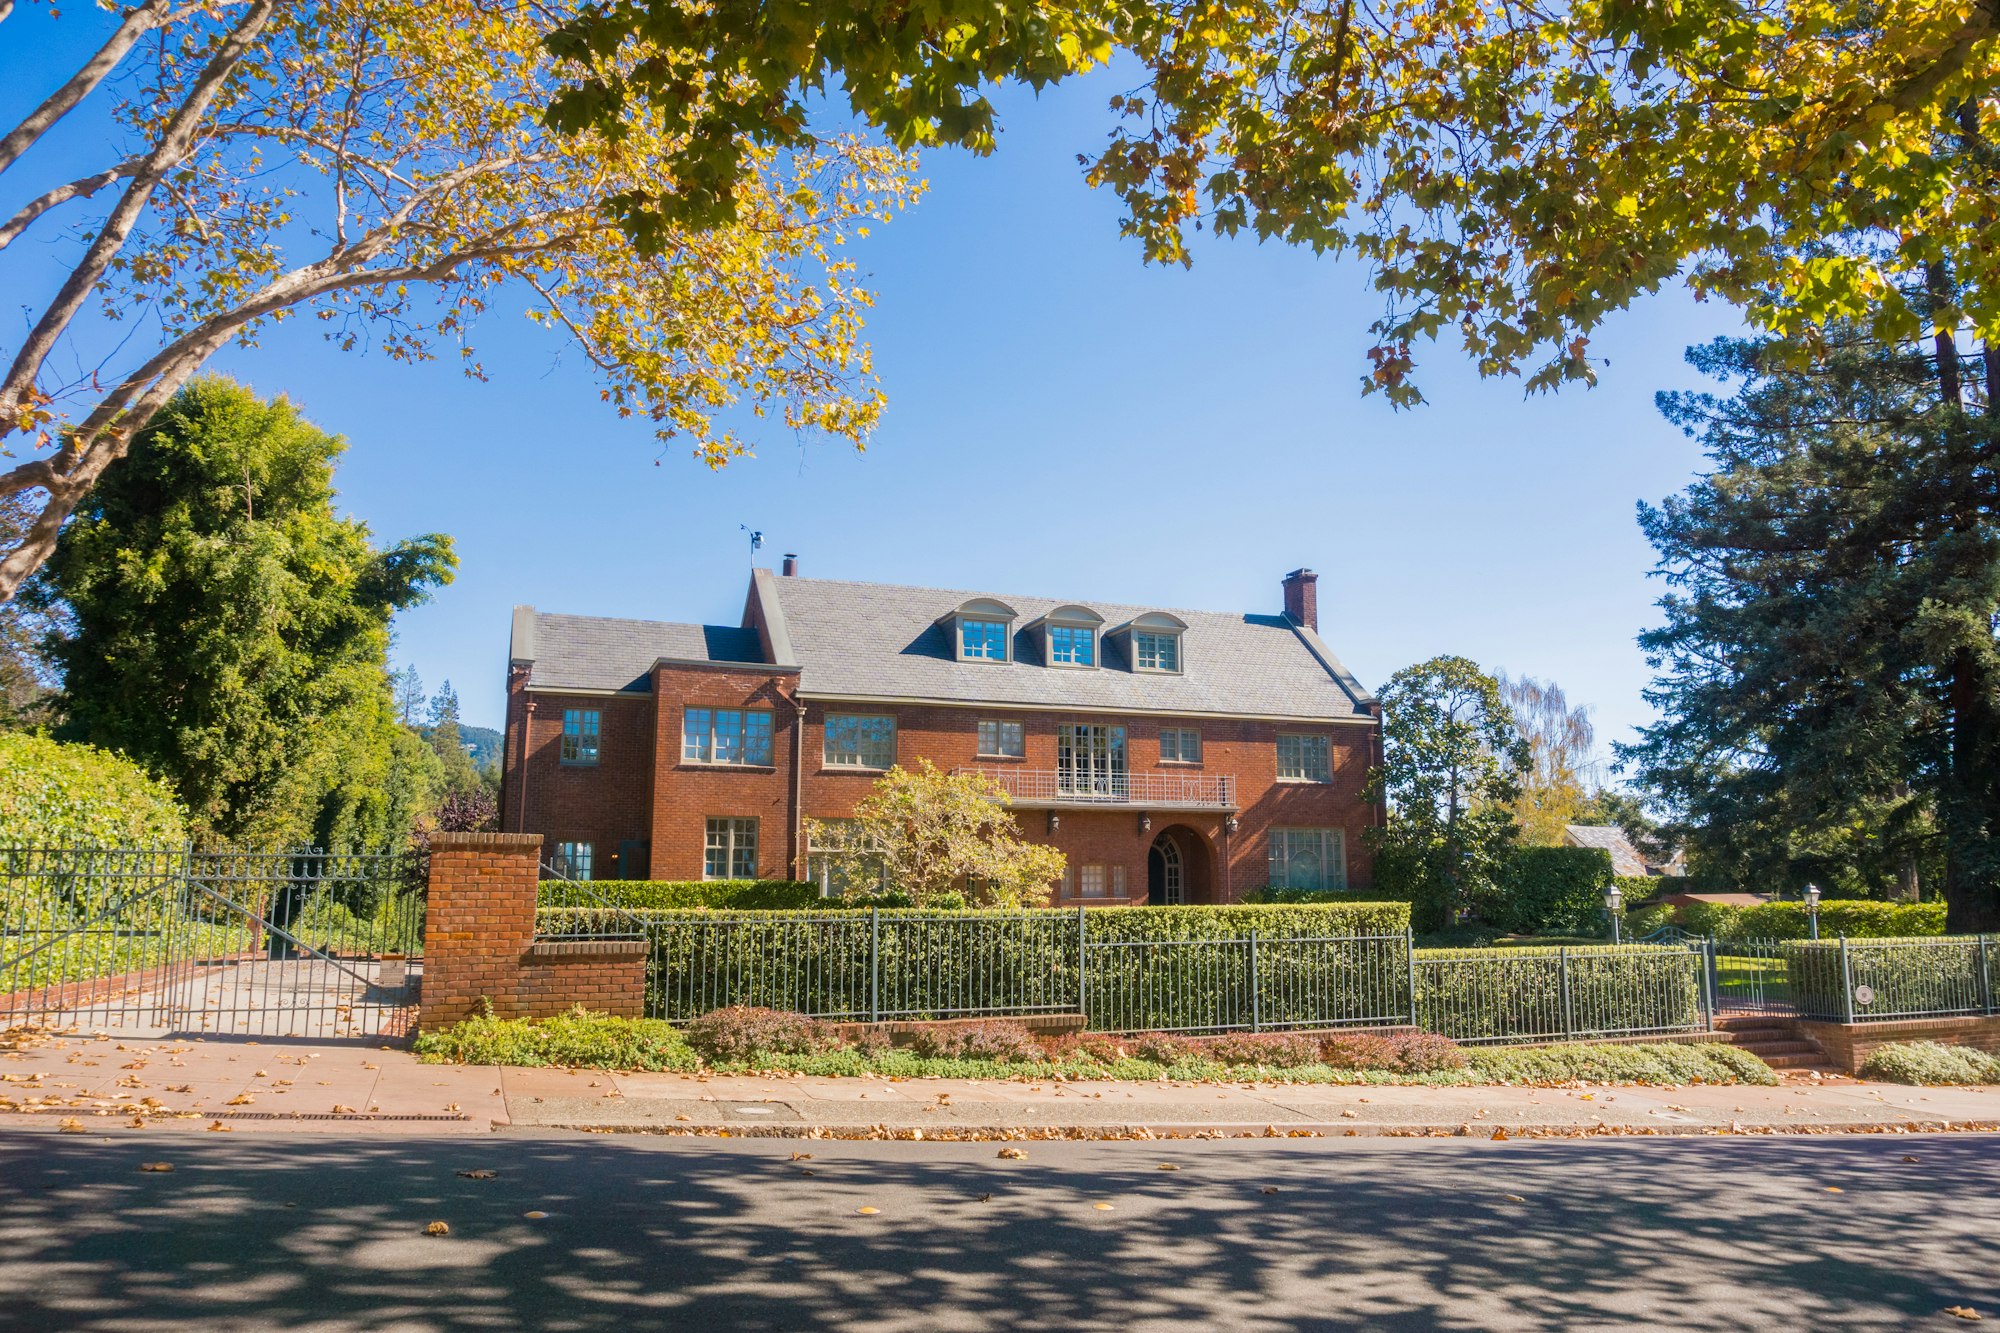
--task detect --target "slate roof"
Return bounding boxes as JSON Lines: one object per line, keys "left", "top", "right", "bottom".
{"left": 512, "top": 610, "right": 764, "bottom": 692}
{"left": 1563, "top": 824, "right": 1651, "bottom": 878}
{"left": 514, "top": 573, "right": 1376, "bottom": 720}
{"left": 765, "top": 576, "right": 1374, "bottom": 720}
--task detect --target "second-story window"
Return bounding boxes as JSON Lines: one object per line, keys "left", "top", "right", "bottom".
{"left": 825, "top": 713, "right": 896, "bottom": 769}
{"left": 561, "top": 709, "right": 600, "bottom": 764}
{"left": 1049, "top": 625, "right": 1095, "bottom": 666}
{"left": 977, "top": 719, "right": 1025, "bottom": 758}
{"left": 1277, "top": 733, "right": 1332, "bottom": 783}
{"left": 682, "top": 708, "right": 774, "bottom": 765}
{"left": 1160, "top": 728, "right": 1201, "bottom": 763}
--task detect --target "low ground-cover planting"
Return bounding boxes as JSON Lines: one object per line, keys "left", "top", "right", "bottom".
{"left": 1856, "top": 1041, "right": 2000, "bottom": 1085}
{"left": 414, "top": 1007, "right": 1774, "bottom": 1086}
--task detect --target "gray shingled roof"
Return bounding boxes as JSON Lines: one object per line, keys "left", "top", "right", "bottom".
{"left": 517, "top": 611, "right": 764, "bottom": 692}
{"left": 767, "top": 576, "right": 1373, "bottom": 720}
{"left": 1563, "top": 825, "right": 1650, "bottom": 878}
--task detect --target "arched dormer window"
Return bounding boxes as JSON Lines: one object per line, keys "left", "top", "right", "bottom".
{"left": 1035, "top": 605, "right": 1105, "bottom": 669}
{"left": 1121, "top": 611, "right": 1188, "bottom": 674}
{"left": 947, "top": 598, "right": 1017, "bottom": 663}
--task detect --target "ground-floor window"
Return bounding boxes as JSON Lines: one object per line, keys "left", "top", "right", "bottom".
{"left": 1267, "top": 827, "right": 1346, "bottom": 892}
{"left": 704, "top": 818, "right": 759, "bottom": 880}
{"left": 806, "top": 819, "right": 886, "bottom": 897}
{"left": 553, "top": 840, "right": 594, "bottom": 881}
{"left": 1067, "top": 864, "right": 1127, "bottom": 899}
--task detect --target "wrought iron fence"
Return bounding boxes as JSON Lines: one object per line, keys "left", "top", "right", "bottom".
{"left": 1787, "top": 934, "right": 1999, "bottom": 1022}
{"left": 0, "top": 845, "right": 422, "bottom": 1039}
{"left": 1413, "top": 945, "right": 1709, "bottom": 1044}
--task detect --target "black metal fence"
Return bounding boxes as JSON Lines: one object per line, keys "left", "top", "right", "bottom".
{"left": 0, "top": 846, "right": 422, "bottom": 1039}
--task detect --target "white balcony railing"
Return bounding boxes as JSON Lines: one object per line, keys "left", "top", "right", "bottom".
{"left": 956, "top": 767, "right": 1237, "bottom": 809}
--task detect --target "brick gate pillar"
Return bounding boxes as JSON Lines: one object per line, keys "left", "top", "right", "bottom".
{"left": 420, "top": 832, "right": 543, "bottom": 1029}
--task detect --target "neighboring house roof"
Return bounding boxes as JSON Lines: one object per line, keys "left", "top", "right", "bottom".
{"left": 761, "top": 575, "right": 1374, "bottom": 720}
{"left": 1563, "top": 824, "right": 1650, "bottom": 878}
{"left": 1645, "top": 891, "right": 1769, "bottom": 908}
{"left": 510, "top": 609, "right": 765, "bottom": 693}
{"left": 511, "top": 571, "right": 1376, "bottom": 720}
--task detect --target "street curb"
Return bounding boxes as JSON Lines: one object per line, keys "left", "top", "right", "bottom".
{"left": 532, "top": 1118, "right": 2000, "bottom": 1142}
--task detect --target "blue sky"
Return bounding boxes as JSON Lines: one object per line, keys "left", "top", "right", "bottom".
{"left": 3, "top": 12, "right": 1737, "bottom": 770}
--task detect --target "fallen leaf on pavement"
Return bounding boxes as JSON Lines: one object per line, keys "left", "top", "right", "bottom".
{"left": 424, "top": 1221, "right": 450, "bottom": 1236}
{"left": 207, "top": 1121, "right": 230, "bottom": 1132}
{"left": 523, "top": 1211, "right": 548, "bottom": 1220}
{"left": 1825, "top": 1187, "right": 1843, "bottom": 1193}
{"left": 791, "top": 1151, "right": 813, "bottom": 1161}
{"left": 1491, "top": 1128, "right": 1509, "bottom": 1141}
{"left": 140, "top": 1162, "right": 173, "bottom": 1173}
{"left": 1156, "top": 1163, "right": 1179, "bottom": 1171}
{"left": 456, "top": 1169, "right": 496, "bottom": 1180}
{"left": 997, "top": 1147, "right": 1026, "bottom": 1160}
{"left": 225, "top": 1094, "right": 254, "bottom": 1106}
{"left": 1944, "top": 1306, "right": 1980, "bottom": 1321}
{"left": 1092, "top": 1202, "right": 1114, "bottom": 1211}
{"left": 1902, "top": 1155, "right": 1921, "bottom": 1163}
{"left": 1261, "top": 1186, "right": 1281, "bottom": 1195}
{"left": 57, "top": 1117, "right": 83, "bottom": 1133}
{"left": 1503, "top": 1194, "right": 1526, "bottom": 1204}
{"left": 857, "top": 1206, "right": 880, "bottom": 1216}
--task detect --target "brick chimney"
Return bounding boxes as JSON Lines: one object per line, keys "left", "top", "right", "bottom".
{"left": 781, "top": 553, "right": 799, "bottom": 577}
{"left": 1282, "top": 568, "right": 1318, "bottom": 632}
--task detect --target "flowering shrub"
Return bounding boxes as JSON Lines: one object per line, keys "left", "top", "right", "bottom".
{"left": 905, "top": 1019, "right": 1046, "bottom": 1063}
{"left": 681, "top": 1006, "right": 838, "bottom": 1062}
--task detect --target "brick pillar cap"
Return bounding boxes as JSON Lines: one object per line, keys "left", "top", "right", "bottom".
{"left": 431, "top": 832, "right": 543, "bottom": 851}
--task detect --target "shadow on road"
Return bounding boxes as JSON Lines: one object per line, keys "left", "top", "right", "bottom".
{"left": 0, "top": 1130, "right": 1993, "bottom": 1330}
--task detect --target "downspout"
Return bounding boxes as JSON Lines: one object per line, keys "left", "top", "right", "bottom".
{"left": 515, "top": 699, "right": 536, "bottom": 833}
{"left": 790, "top": 691, "right": 808, "bottom": 880}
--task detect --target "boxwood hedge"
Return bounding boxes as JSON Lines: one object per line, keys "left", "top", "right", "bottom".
{"left": 539, "top": 879, "right": 828, "bottom": 911}
{"left": 1413, "top": 944, "right": 1704, "bottom": 1043}
{"left": 1678, "top": 899, "right": 1945, "bottom": 940}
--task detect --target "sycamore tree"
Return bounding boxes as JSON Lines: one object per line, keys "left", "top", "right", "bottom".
{"left": 0, "top": 0, "right": 915, "bottom": 599}
{"left": 551, "top": 0, "right": 2000, "bottom": 406}
{"left": 1367, "top": 656, "right": 1526, "bottom": 930}
{"left": 804, "top": 760, "right": 1066, "bottom": 908}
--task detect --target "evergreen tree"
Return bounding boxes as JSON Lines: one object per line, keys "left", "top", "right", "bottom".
{"left": 392, "top": 666, "right": 427, "bottom": 726}
{"left": 1621, "top": 328, "right": 1996, "bottom": 923}
{"left": 424, "top": 681, "right": 484, "bottom": 797}
{"left": 38, "top": 376, "right": 457, "bottom": 848}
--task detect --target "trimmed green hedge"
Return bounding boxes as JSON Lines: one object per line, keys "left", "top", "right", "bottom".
{"left": 1786, "top": 936, "right": 1997, "bottom": 1021}
{"left": 540, "top": 879, "right": 827, "bottom": 911}
{"left": 1680, "top": 899, "right": 1945, "bottom": 940}
{"left": 1484, "top": 846, "right": 1614, "bottom": 934}
{"left": 1414, "top": 944, "right": 1704, "bottom": 1043}
{"left": 0, "top": 734, "right": 187, "bottom": 849}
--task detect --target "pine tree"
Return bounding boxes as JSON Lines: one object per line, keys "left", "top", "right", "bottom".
{"left": 425, "top": 681, "right": 483, "bottom": 797}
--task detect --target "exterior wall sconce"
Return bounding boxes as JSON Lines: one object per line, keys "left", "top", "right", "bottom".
{"left": 1047, "top": 812, "right": 1061, "bottom": 834}
{"left": 1138, "top": 813, "right": 1152, "bottom": 835}
{"left": 1225, "top": 815, "right": 1240, "bottom": 835}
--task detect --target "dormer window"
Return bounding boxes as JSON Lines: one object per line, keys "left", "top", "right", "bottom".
{"left": 1122, "top": 612, "right": 1188, "bottom": 674}
{"left": 1037, "top": 605, "right": 1105, "bottom": 670}
{"left": 947, "top": 598, "right": 1018, "bottom": 663}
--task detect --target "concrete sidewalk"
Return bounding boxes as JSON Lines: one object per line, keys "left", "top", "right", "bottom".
{"left": 3, "top": 1029, "right": 1997, "bottom": 1140}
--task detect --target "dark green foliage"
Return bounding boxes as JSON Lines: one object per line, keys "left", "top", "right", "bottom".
{"left": 36, "top": 378, "right": 455, "bottom": 848}
{"left": 540, "top": 879, "right": 830, "bottom": 910}
{"left": 1485, "top": 847, "right": 1616, "bottom": 934}
{"left": 1414, "top": 945, "right": 1705, "bottom": 1041}
{"left": 1786, "top": 937, "right": 1998, "bottom": 1020}
{"left": 1677, "top": 899, "right": 1945, "bottom": 940}
{"left": 411, "top": 1005, "right": 695, "bottom": 1069}
{"left": 1242, "top": 886, "right": 1368, "bottom": 904}
{"left": 0, "top": 733, "right": 188, "bottom": 847}
{"left": 1621, "top": 332, "right": 1998, "bottom": 925}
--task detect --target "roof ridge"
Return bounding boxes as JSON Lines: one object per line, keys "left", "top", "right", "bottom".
{"left": 771, "top": 573, "right": 1269, "bottom": 622}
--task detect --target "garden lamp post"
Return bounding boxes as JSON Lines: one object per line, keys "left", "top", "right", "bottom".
{"left": 1605, "top": 884, "right": 1623, "bottom": 944}
{"left": 1805, "top": 884, "right": 1821, "bottom": 940}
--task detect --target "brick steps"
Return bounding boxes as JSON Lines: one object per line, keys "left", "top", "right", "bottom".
{"left": 1711, "top": 1015, "right": 1837, "bottom": 1073}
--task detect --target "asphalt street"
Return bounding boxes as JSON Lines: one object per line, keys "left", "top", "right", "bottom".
{"left": 0, "top": 1127, "right": 1994, "bottom": 1330}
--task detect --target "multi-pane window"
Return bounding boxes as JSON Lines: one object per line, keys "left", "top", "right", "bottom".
{"left": 1268, "top": 827, "right": 1346, "bottom": 892}
{"left": 560, "top": 709, "right": 600, "bottom": 764}
{"left": 960, "top": 619, "right": 1009, "bottom": 661}
{"left": 553, "top": 840, "right": 594, "bottom": 881}
{"left": 1277, "top": 733, "right": 1332, "bottom": 782}
{"left": 1134, "top": 632, "right": 1180, "bottom": 672}
{"left": 682, "top": 708, "right": 774, "bottom": 765}
{"left": 1049, "top": 624, "right": 1096, "bottom": 666}
{"left": 1079, "top": 865, "right": 1107, "bottom": 898}
{"left": 824, "top": 714, "right": 896, "bottom": 769}
{"left": 977, "top": 719, "right": 1025, "bottom": 757}
{"left": 703, "top": 818, "right": 759, "bottom": 880}
{"left": 1057, "top": 724, "right": 1126, "bottom": 796}
{"left": 1159, "top": 727, "right": 1202, "bottom": 763}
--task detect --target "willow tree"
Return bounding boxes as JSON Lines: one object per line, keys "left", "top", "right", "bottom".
{"left": 1499, "top": 674, "right": 1598, "bottom": 846}
{"left": 0, "top": 0, "right": 914, "bottom": 598}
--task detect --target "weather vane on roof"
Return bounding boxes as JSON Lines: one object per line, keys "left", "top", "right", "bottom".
{"left": 740, "top": 524, "right": 763, "bottom": 563}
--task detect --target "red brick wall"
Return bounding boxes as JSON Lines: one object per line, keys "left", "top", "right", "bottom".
{"left": 503, "top": 674, "right": 1384, "bottom": 901}
{"left": 419, "top": 831, "right": 647, "bottom": 1027}
{"left": 1796, "top": 1015, "right": 2000, "bottom": 1074}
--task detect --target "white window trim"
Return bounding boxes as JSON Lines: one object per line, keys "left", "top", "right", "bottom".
{"left": 1046, "top": 623, "right": 1098, "bottom": 669}
{"left": 956, "top": 616, "right": 1012, "bottom": 663}
{"left": 976, "top": 718, "right": 1026, "bottom": 759}
{"left": 1276, "top": 732, "right": 1333, "bottom": 784}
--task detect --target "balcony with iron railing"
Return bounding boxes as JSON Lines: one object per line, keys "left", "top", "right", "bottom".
{"left": 954, "top": 767, "right": 1237, "bottom": 810}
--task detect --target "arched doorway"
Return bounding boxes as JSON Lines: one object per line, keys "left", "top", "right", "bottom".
{"left": 1147, "top": 836, "right": 1183, "bottom": 905}
{"left": 1146, "top": 826, "right": 1215, "bottom": 904}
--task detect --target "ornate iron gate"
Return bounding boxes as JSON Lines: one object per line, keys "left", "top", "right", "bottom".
{"left": 0, "top": 847, "right": 424, "bottom": 1041}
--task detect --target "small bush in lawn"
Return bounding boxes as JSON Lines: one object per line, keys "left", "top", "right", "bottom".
{"left": 1041, "top": 1031, "right": 1131, "bottom": 1063}
{"left": 1467, "top": 1041, "right": 1777, "bottom": 1086}
{"left": 682, "top": 1007, "right": 836, "bottom": 1063}
{"left": 905, "top": 1019, "right": 1046, "bottom": 1063}
{"left": 1204, "top": 1032, "right": 1323, "bottom": 1068}
{"left": 1858, "top": 1041, "right": 2000, "bottom": 1085}
{"left": 1126, "top": 1032, "right": 1200, "bottom": 1064}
